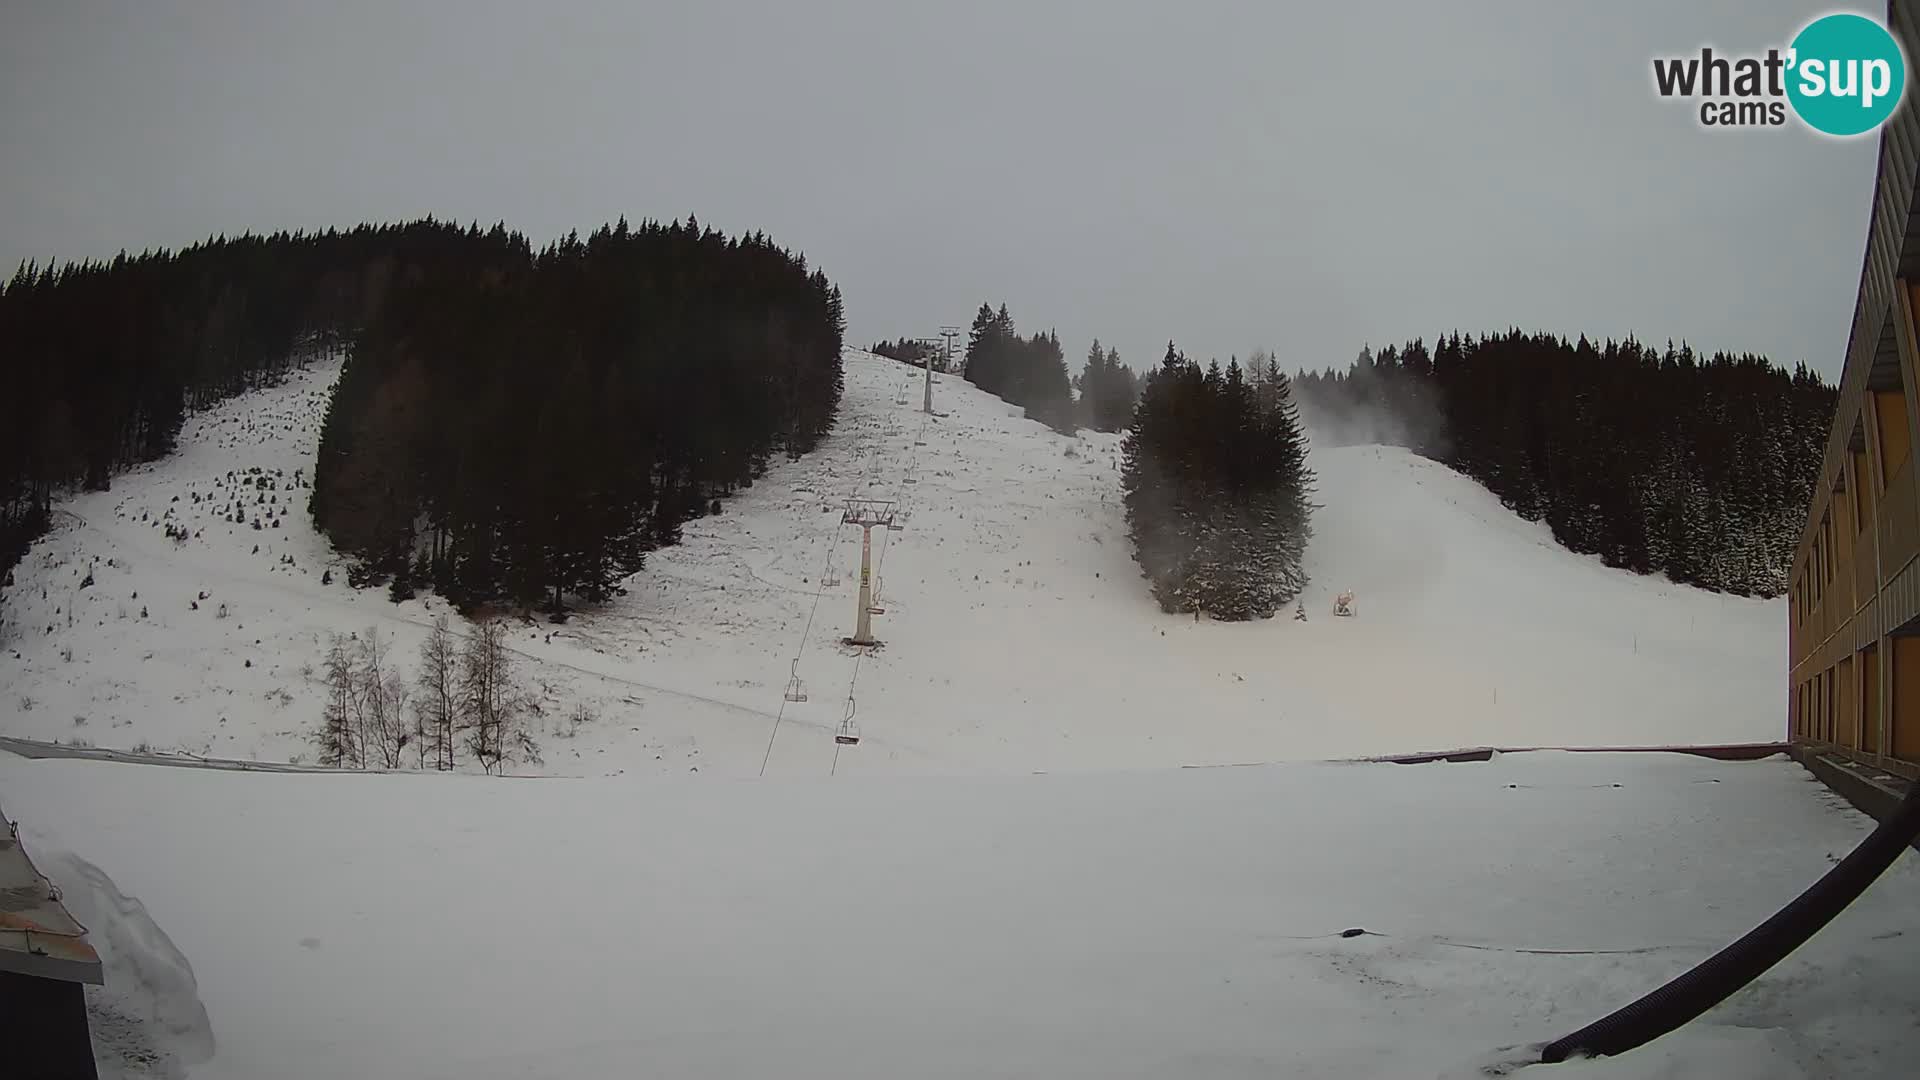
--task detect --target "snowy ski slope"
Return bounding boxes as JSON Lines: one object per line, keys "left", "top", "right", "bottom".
{"left": 0, "top": 349, "right": 1895, "bottom": 1080}
{"left": 0, "top": 350, "right": 1784, "bottom": 775}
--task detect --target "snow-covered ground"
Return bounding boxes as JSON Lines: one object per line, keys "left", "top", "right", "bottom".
{"left": 0, "top": 350, "right": 1783, "bottom": 776}
{"left": 0, "top": 347, "right": 1899, "bottom": 1078}
{"left": 3, "top": 748, "right": 1913, "bottom": 1079}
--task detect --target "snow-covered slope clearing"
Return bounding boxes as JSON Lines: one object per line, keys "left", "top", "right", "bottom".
{"left": 2, "top": 749, "right": 1911, "bottom": 1079}
{"left": 0, "top": 351, "right": 1781, "bottom": 775}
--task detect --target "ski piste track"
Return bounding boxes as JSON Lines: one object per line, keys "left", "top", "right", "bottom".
{"left": 758, "top": 366, "right": 942, "bottom": 777}
{"left": 0, "top": 365, "right": 949, "bottom": 781}
{"left": 10, "top": 357, "right": 954, "bottom": 774}
{"left": 50, "top": 502, "right": 791, "bottom": 731}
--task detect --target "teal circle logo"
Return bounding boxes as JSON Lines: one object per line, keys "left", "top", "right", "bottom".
{"left": 1787, "top": 13, "right": 1907, "bottom": 136}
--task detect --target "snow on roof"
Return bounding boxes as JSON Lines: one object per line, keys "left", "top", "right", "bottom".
{"left": 0, "top": 798, "right": 102, "bottom": 984}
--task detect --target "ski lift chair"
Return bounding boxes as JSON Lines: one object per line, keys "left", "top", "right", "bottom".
{"left": 835, "top": 698, "right": 861, "bottom": 746}
{"left": 784, "top": 658, "right": 808, "bottom": 703}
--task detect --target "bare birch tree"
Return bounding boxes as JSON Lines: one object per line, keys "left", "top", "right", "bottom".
{"left": 317, "top": 633, "right": 362, "bottom": 767}
{"left": 416, "top": 615, "right": 459, "bottom": 771}
{"left": 359, "top": 626, "right": 410, "bottom": 769}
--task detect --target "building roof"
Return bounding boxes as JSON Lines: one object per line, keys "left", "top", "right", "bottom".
{"left": 1801, "top": 0, "right": 1920, "bottom": 560}
{"left": 0, "top": 799, "right": 103, "bottom": 985}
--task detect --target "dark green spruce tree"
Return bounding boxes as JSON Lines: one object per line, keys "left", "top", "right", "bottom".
{"left": 961, "top": 303, "right": 1077, "bottom": 432}
{"left": 1123, "top": 344, "right": 1314, "bottom": 619}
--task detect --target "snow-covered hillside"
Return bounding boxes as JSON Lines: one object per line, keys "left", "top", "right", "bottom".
{"left": 4, "top": 749, "right": 1913, "bottom": 1079}
{"left": 0, "top": 350, "right": 1783, "bottom": 775}
{"left": 0, "top": 349, "right": 1894, "bottom": 1080}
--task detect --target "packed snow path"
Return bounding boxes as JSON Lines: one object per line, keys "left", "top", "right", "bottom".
{"left": 0, "top": 351, "right": 1782, "bottom": 775}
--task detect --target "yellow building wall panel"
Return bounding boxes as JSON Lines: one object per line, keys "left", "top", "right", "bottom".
{"left": 1837, "top": 655, "right": 1858, "bottom": 749}
{"left": 1838, "top": 533, "right": 1857, "bottom": 612}
{"left": 1880, "top": 457, "right": 1920, "bottom": 577}
{"left": 1824, "top": 669, "right": 1836, "bottom": 742}
{"left": 1855, "top": 448, "right": 1878, "bottom": 520}
{"left": 1863, "top": 646, "right": 1881, "bottom": 755}
{"left": 1876, "top": 389, "right": 1911, "bottom": 478}
{"left": 1891, "top": 637, "right": 1920, "bottom": 763}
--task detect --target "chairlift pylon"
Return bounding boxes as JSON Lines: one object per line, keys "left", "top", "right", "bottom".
{"left": 784, "top": 658, "right": 808, "bottom": 703}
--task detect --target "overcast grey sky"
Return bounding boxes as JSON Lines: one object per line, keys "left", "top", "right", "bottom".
{"left": 0, "top": 1, "right": 1883, "bottom": 378}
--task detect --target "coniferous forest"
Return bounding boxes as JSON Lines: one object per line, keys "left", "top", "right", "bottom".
{"left": 1289, "top": 332, "right": 1836, "bottom": 597}
{"left": 961, "top": 303, "right": 1076, "bottom": 432}
{"left": 2, "top": 224, "right": 1831, "bottom": 617}
{"left": 870, "top": 337, "right": 952, "bottom": 371}
{"left": 1, "top": 220, "right": 500, "bottom": 581}
{"left": 312, "top": 218, "right": 845, "bottom": 614}
{"left": 1075, "top": 339, "right": 1140, "bottom": 433}
{"left": 1123, "top": 345, "right": 1315, "bottom": 620}
{"left": 878, "top": 327, "right": 1137, "bottom": 431}
{"left": 0, "top": 218, "right": 845, "bottom": 614}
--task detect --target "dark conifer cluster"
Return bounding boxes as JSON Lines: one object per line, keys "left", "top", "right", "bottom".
{"left": 869, "top": 337, "right": 951, "bottom": 371}
{"left": 1, "top": 220, "right": 504, "bottom": 580}
{"left": 0, "top": 218, "right": 844, "bottom": 617}
{"left": 961, "top": 303, "right": 1075, "bottom": 432}
{"left": 310, "top": 217, "right": 845, "bottom": 615}
{"left": 1123, "top": 345, "right": 1314, "bottom": 619}
{"left": 1290, "top": 331, "right": 1835, "bottom": 596}
{"left": 1074, "top": 339, "right": 1140, "bottom": 432}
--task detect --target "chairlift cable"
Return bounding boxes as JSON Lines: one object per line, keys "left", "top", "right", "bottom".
{"left": 792, "top": 371, "right": 940, "bottom": 772}
{"left": 758, "top": 420, "right": 879, "bottom": 776}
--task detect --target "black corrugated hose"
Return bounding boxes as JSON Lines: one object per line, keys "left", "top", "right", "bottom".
{"left": 1539, "top": 781, "right": 1920, "bottom": 1064}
